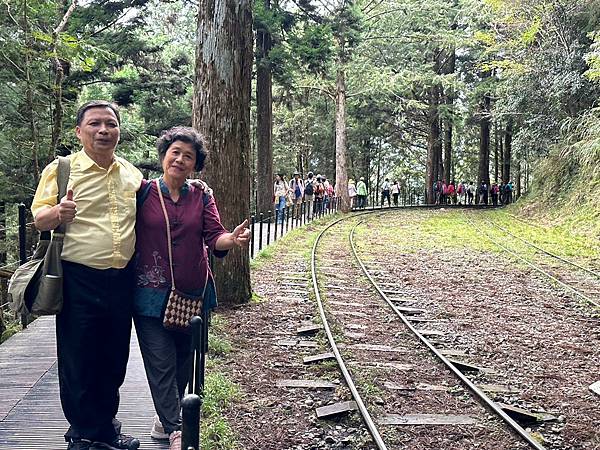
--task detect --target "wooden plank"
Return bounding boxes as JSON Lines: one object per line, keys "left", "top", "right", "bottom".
{"left": 379, "top": 414, "right": 478, "bottom": 425}
{"left": 353, "top": 361, "right": 413, "bottom": 371}
{"left": 479, "top": 384, "right": 519, "bottom": 394}
{"left": 416, "top": 330, "right": 445, "bottom": 337}
{"left": 439, "top": 349, "right": 467, "bottom": 357}
{"left": 0, "top": 318, "right": 169, "bottom": 449}
{"left": 448, "top": 359, "right": 492, "bottom": 373}
{"left": 329, "top": 301, "right": 363, "bottom": 307}
{"left": 276, "top": 379, "right": 337, "bottom": 389}
{"left": 296, "top": 325, "right": 322, "bottom": 336}
{"left": 315, "top": 401, "right": 357, "bottom": 418}
{"left": 351, "top": 344, "right": 405, "bottom": 353}
{"left": 384, "top": 382, "right": 448, "bottom": 392}
{"left": 303, "top": 353, "right": 335, "bottom": 364}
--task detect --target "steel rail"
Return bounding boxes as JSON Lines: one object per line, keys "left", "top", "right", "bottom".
{"left": 482, "top": 217, "right": 600, "bottom": 280}
{"left": 349, "top": 219, "right": 547, "bottom": 450}
{"left": 311, "top": 215, "right": 389, "bottom": 450}
{"left": 465, "top": 215, "right": 600, "bottom": 309}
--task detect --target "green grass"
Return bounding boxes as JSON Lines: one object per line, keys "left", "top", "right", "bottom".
{"left": 353, "top": 209, "right": 501, "bottom": 254}
{"left": 0, "top": 319, "right": 20, "bottom": 344}
{"left": 483, "top": 208, "right": 600, "bottom": 259}
{"left": 201, "top": 372, "right": 240, "bottom": 449}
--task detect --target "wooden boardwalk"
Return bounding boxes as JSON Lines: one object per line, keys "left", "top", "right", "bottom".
{"left": 0, "top": 317, "right": 169, "bottom": 450}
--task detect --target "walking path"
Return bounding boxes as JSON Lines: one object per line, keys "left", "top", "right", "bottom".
{"left": 0, "top": 317, "right": 168, "bottom": 449}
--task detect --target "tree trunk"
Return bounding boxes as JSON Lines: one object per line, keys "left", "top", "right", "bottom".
{"left": 335, "top": 68, "right": 350, "bottom": 212}
{"left": 426, "top": 51, "right": 443, "bottom": 203}
{"left": 443, "top": 116, "right": 451, "bottom": 183}
{"left": 255, "top": 0, "right": 273, "bottom": 215}
{"left": 51, "top": 0, "right": 78, "bottom": 158}
{"left": 494, "top": 121, "right": 499, "bottom": 183}
{"left": 502, "top": 118, "right": 513, "bottom": 183}
{"left": 192, "top": 0, "right": 252, "bottom": 305}
{"left": 426, "top": 85, "right": 441, "bottom": 203}
{"left": 516, "top": 159, "right": 521, "bottom": 199}
{"left": 478, "top": 75, "right": 491, "bottom": 189}
{"left": 23, "top": 0, "right": 40, "bottom": 182}
{"left": 441, "top": 47, "right": 455, "bottom": 184}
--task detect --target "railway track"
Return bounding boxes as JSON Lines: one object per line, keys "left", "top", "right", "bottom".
{"left": 467, "top": 214, "right": 600, "bottom": 309}
{"left": 310, "top": 213, "right": 542, "bottom": 450}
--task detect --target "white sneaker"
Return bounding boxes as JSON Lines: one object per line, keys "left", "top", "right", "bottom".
{"left": 150, "top": 414, "right": 170, "bottom": 440}
{"left": 169, "top": 431, "right": 182, "bottom": 450}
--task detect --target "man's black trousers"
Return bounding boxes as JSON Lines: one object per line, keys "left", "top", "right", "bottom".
{"left": 57, "top": 260, "right": 134, "bottom": 443}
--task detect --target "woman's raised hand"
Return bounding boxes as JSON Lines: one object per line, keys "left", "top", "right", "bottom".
{"left": 231, "top": 219, "right": 251, "bottom": 248}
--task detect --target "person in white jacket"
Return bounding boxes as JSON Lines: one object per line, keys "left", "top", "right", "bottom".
{"left": 289, "top": 171, "right": 304, "bottom": 219}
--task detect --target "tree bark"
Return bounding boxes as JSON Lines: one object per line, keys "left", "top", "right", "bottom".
{"left": 426, "top": 51, "right": 443, "bottom": 203}
{"left": 478, "top": 74, "right": 491, "bottom": 188}
{"left": 255, "top": 0, "right": 273, "bottom": 215}
{"left": 192, "top": 0, "right": 252, "bottom": 305}
{"left": 441, "top": 47, "right": 455, "bottom": 184}
{"left": 335, "top": 68, "right": 350, "bottom": 212}
{"left": 502, "top": 118, "right": 513, "bottom": 183}
{"left": 494, "top": 121, "right": 499, "bottom": 183}
{"left": 51, "top": 0, "right": 78, "bottom": 158}
{"left": 23, "top": 0, "right": 40, "bottom": 182}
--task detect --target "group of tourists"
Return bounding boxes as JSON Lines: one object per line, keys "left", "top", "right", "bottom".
{"left": 273, "top": 171, "right": 335, "bottom": 222}
{"left": 433, "top": 179, "right": 514, "bottom": 206}
{"left": 31, "top": 101, "right": 250, "bottom": 450}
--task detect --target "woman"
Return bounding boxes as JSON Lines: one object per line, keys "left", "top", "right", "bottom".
{"left": 273, "top": 174, "right": 288, "bottom": 224}
{"left": 133, "top": 127, "right": 250, "bottom": 450}
{"left": 348, "top": 179, "right": 357, "bottom": 208}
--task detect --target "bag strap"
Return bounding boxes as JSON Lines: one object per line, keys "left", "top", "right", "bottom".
{"left": 156, "top": 179, "right": 176, "bottom": 291}
{"left": 55, "top": 156, "right": 71, "bottom": 235}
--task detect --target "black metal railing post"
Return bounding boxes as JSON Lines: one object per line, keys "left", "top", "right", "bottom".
{"left": 250, "top": 215, "right": 255, "bottom": 259}
{"left": 259, "top": 213, "right": 264, "bottom": 251}
{"left": 285, "top": 205, "right": 290, "bottom": 233}
{"left": 181, "top": 394, "right": 201, "bottom": 450}
{"left": 18, "top": 203, "right": 27, "bottom": 264}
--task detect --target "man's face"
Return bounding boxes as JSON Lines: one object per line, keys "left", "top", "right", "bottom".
{"left": 76, "top": 107, "right": 120, "bottom": 154}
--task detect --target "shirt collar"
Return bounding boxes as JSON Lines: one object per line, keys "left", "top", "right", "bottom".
{"left": 158, "top": 176, "right": 190, "bottom": 197}
{"left": 77, "top": 149, "right": 118, "bottom": 171}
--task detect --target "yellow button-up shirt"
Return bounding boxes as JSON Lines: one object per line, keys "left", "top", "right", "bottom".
{"left": 31, "top": 150, "right": 143, "bottom": 269}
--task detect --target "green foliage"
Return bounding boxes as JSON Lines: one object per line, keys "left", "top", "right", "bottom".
{"left": 201, "top": 372, "right": 240, "bottom": 449}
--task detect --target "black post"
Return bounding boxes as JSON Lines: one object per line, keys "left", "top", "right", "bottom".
{"left": 199, "top": 310, "right": 209, "bottom": 391}
{"left": 181, "top": 394, "right": 201, "bottom": 450}
{"left": 301, "top": 201, "right": 305, "bottom": 226}
{"left": 18, "top": 203, "right": 27, "bottom": 264}
{"left": 270, "top": 210, "right": 275, "bottom": 243}
{"left": 188, "top": 316, "right": 202, "bottom": 395}
{"left": 250, "top": 215, "right": 255, "bottom": 259}
{"left": 259, "top": 213, "right": 264, "bottom": 251}
{"left": 285, "top": 205, "right": 290, "bottom": 232}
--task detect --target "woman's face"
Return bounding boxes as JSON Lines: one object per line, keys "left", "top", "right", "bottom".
{"left": 162, "top": 140, "right": 196, "bottom": 181}
{"left": 276, "top": 175, "right": 282, "bottom": 182}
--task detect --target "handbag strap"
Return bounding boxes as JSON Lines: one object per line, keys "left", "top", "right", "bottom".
{"left": 156, "top": 179, "right": 176, "bottom": 290}
{"left": 54, "top": 156, "right": 71, "bottom": 236}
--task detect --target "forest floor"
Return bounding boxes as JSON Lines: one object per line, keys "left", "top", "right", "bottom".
{"left": 207, "top": 207, "right": 600, "bottom": 450}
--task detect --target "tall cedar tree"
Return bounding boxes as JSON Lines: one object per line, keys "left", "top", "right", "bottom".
{"left": 255, "top": 0, "right": 274, "bottom": 215}
{"left": 192, "top": 0, "right": 253, "bottom": 304}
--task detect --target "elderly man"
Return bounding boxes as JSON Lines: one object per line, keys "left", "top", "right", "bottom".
{"left": 32, "top": 101, "right": 142, "bottom": 450}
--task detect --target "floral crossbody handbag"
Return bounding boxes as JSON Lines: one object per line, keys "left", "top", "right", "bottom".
{"left": 156, "top": 179, "right": 206, "bottom": 333}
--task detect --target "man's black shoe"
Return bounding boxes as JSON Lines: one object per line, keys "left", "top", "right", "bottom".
{"left": 94, "top": 434, "right": 140, "bottom": 450}
{"left": 66, "top": 439, "right": 94, "bottom": 450}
